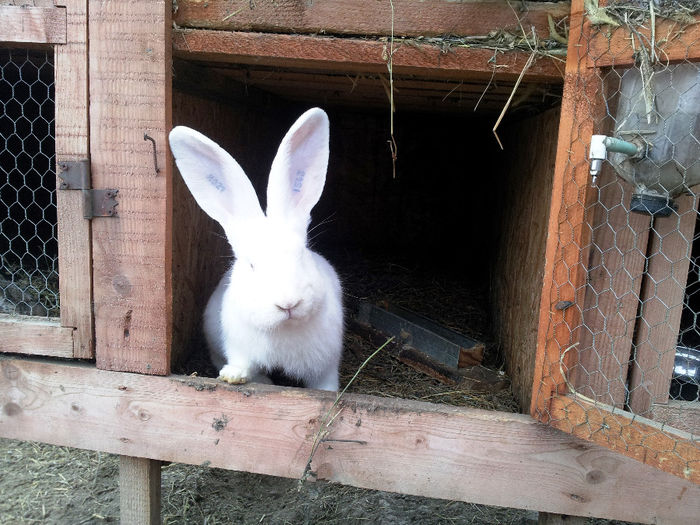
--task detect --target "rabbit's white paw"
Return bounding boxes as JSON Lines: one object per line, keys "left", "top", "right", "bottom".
{"left": 218, "top": 364, "right": 250, "bottom": 384}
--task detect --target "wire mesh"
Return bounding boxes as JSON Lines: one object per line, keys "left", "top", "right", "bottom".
{"left": 0, "top": 48, "right": 58, "bottom": 318}
{"left": 534, "top": 3, "right": 699, "bottom": 481}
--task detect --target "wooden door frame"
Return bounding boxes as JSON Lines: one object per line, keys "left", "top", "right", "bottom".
{"left": 0, "top": 2, "right": 93, "bottom": 359}
{"left": 531, "top": 0, "right": 700, "bottom": 483}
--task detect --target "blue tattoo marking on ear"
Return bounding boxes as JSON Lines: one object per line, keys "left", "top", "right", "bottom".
{"left": 206, "top": 173, "right": 226, "bottom": 192}
{"left": 292, "top": 170, "right": 305, "bottom": 193}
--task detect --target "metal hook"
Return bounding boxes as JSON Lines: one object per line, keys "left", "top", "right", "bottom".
{"left": 143, "top": 133, "right": 160, "bottom": 174}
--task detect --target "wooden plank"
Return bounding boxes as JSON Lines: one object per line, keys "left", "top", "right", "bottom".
{"left": 174, "top": 0, "right": 571, "bottom": 40}
{"left": 88, "top": 0, "right": 172, "bottom": 374}
{"left": 119, "top": 456, "right": 161, "bottom": 525}
{"left": 628, "top": 196, "right": 697, "bottom": 415}
{"left": 0, "top": 357, "right": 698, "bottom": 524}
{"left": 572, "top": 172, "right": 650, "bottom": 407}
{"left": 492, "top": 108, "right": 560, "bottom": 411}
{"left": 0, "top": 316, "right": 73, "bottom": 358}
{"left": 649, "top": 401, "right": 700, "bottom": 436}
{"left": 55, "top": 0, "right": 93, "bottom": 359}
{"left": 0, "top": 6, "right": 66, "bottom": 44}
{"left": 548, "top": 394, "right": 699, "bottom": 484}
{"left": 589, "top": 18, "right": 700, "bottom": 68}
{"left": 172, "top": 29, "right": 563, "bottom": 83}
{"left": 218, "top": 68, "right": 546, "bottom": 96}
{"left": 0, "top": 1, "right": 55, "bottom": 7}
{"left": 530, "top": 0, "right": 601, "bottom": 419}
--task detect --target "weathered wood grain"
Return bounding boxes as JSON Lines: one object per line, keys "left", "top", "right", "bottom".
{"left": 173, "top": 29, "right": 563, "bottom": 83}
{"left": 0, "top": 6, "right": 66, "bottom": 44}
{"left": 589, "top": 17, "right": 700, "bottom": 68}
{"left": 88, "top": 0, "right": 172, "bottom": 374}
{"left": 0, "top": 357, "right": 698, "bottom": 524}
{"left": 548, "top": 394, "right": 699, "bottom": 484}
{"left": 493, "top": 108, "right": 559, "bottom": 411}
{"left": 572, "top": 171, "right": 650, "bottom": 407}
{"left": 55, "top": 0, "right": 93, "bottom": 359}
{"left": 531, "top": 0, "right": 600, "bottom": 418}
{"left": 0, "top": 317, "right": 73, "bottom": 358}
{"left": 174, "top": 0, "right": 570, "bottom": 39}
{"left": 628, "top": 196, "right": 697, "bottom": 414}
{"left": 649, "top": 401, "right": 700, "bottom": 436}
{"left": 119, "top": 456, "right": 161, "bottom": 525}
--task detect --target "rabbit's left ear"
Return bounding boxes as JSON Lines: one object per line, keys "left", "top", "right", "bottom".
{"left": 266, "top": 108, "right": 329, "bottom": 233}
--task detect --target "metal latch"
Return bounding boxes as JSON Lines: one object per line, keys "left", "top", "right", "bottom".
{"left": 58, "top": 160, "right": 118, "bottom": 219}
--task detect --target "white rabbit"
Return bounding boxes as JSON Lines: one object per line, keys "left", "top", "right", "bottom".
{"left": 169, "top": 108, "right": 343, "bottom": 391}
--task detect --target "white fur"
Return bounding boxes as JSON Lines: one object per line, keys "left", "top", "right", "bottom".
{"left": 169, "top": 108, "right": 343, "bottom": 391}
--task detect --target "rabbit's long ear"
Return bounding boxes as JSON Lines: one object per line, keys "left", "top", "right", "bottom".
{"left": 169, "top": 126, "right": 264, "bottom": 232}
{"left": 266, "top": 108, "right": 329, "bottom": 233}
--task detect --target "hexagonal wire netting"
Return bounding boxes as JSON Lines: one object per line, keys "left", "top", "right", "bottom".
{"left": 534, "top": 5, "right": 699, "bottom": 476}
{"left": 0, "top": 48, "right": 58, "bottom": 318}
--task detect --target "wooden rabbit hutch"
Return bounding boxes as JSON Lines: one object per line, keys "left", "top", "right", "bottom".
{"left": 1, "top": 0, "right": 699, "bottom": 523}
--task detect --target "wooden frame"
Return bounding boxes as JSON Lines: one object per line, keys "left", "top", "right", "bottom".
{"left": 531, "top": 0, "right": 700, "bottom": 484}
{"left": 589, "top": 18, "right": 700, "bottom": 68}
{"left": 1, "top": 355, "right": 698, "bottom": 524}
{"left": 0, "top": 5, "right": 66, "bottom": 44}
{"left": 172, "top": 29, "right": 562, "bottom": 84}
{"left": 2, "top": 1, "right": 699, "bottom": 522}
{"left": 173, "top": 0, "right": 570, "bottom": 40}
{"left": 0, "top": 1, "right": 93, "bottom": 359}
{"left": 87, "top": 0, "right": 172, "bottom": 374}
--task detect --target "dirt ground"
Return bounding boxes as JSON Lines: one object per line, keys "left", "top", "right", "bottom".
{"left": 0, "top": 438, "right": 638, "bottom": 525}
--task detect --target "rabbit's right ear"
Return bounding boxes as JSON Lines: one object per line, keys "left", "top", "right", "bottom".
{"left": 169, "top": 126, "right": 264, "bottom": 229}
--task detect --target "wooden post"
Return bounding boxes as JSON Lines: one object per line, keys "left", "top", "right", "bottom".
{"left": 531, "top": 0, "right": 602, "bottom": 418}
{"left": 119, "top": 456, "right": 161, "bottom": 525}
{"left": 55, "top": 0, "right": 94, "bottom": 359}
{"left": 88, "top": 0, "right": 172, "bottom": 374}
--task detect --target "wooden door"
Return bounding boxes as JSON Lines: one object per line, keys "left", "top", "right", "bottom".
{"left": 532, "top": 0, "right": 700, "bottom": 483}
{"left": 0, "top": 0, "right": 93, "bottom": 358}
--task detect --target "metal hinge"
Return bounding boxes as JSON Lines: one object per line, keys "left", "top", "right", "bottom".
{"left": 58, "top": 160, "right": 118, "bottom": 219}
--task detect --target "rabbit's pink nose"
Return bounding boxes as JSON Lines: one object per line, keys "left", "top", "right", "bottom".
{"left": 276, "top": 300, "right": 301, "bottom": 317}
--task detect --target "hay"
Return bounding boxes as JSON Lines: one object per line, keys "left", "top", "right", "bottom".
{"left": 341, "top": 331, "right": 518, "bottom": 413}
{"left": 337, "top": 255, "right": 519, "bottom": 413}
{"left": 604, "top": 0, "right": 700, "bottom": 26}
{"left": 0, "top": 255, "right": 59, "bottom": 318}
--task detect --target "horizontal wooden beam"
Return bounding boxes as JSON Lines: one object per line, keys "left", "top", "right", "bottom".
{"left": 649, "top": 401, "right": 700, "bottom": 436}
{"left": 0, "top": 6, "right": 67, "bottom": 44}
{"left": 589, "top": 18, "right": 700, "bottom": 68}
{"left": 0, "top": 356, "right": 698, "bottom": 524}
{"left": 548, "top": 395, "right": 700, "bottom": 484}
{"left": 173, "top": 29, "right": 564, "bottom": 83}
{"left": 0, "top": 317, "right": 73, "bottom": 358}
{"left": 174, "top": 0, "right": 571, "bottom": 40}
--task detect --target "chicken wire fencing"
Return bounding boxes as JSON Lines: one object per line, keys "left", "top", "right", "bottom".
{"left": 0, "top": 48, "right": 58, "bottom": 318}
{"left": 533, "top": 4, "right": 699, "bottom": 479}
